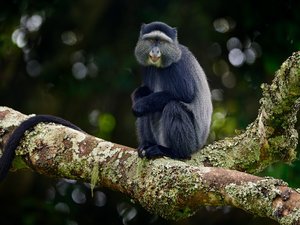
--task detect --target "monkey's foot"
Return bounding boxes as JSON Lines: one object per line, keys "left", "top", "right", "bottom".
{"left": 138, "top": 145, "right": 192, "bottom": 160}
{"left": 137, "top": 143, "right": 155, "bottom": 158}
{"left": 141, "top": 145, "right": 169, "bottom": 159}
{"left": 138, "top": 149, "right": 146, "bottom": 158}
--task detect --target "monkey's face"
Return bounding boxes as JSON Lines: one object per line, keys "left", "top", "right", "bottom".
{"left": 135, "top": 31, "right": 182, "bottom": 68}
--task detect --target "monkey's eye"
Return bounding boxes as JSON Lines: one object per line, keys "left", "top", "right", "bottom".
{"left": 155, "top": 39, "right": 166, "bottom": 45}
{"left": 158, "top": 39, "right": 167, "bottom": 44}
{"left": 146, "top": 38, "right": 168, "bottom": 45}
{"left": 145, "top": 39, "right": 155, "bottom": 44}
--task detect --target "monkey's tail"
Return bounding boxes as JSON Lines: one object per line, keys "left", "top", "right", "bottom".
{"left": 0, "top": 115, "right": 82, "bottom": 182}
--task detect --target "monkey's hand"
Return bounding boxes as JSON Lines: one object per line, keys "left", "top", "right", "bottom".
{"left": 132, "top": 99, "right": 149, "bottom": 117}
{"left": 132, "top": 91, "right": 175, "bottom": 117}
{"left": 131, "top": 86, "right": 152, "bottom": 103}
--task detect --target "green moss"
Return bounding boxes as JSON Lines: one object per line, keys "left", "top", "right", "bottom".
{"left": 174, "top": 207, "right": 194, "bottom": 220}
{"left": 12, "top": 156, "right": 29, "bottom": 170}
{"left": 224, "top": 178, "right": 284, "bottom": 219}
{"left": 90, "top": 163, "right": 99, "bottom": 196}
{"left": 133, "top": 160, "right": 206, "bottom": 220}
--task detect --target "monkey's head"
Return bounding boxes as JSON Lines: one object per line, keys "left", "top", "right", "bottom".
{"left": 135, "top": 22, "right": 182, "bottom": 68}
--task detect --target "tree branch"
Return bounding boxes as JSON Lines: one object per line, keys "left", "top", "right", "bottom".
{"left": 0, "top": 52, "right": 299, "bottom": 224}
{"left": 189, "top": 52, "right": 300, "bottom": 173}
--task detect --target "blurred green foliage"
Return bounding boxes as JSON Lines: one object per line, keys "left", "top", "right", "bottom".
{"left": 0, "top": 0, "right": 300, "bottom": 224}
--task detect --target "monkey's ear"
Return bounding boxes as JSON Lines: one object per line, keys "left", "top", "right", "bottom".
{"left": 140, "top": 23, "right": 146, "bottom": 35}
{"left": 141, "top": 23, "right": 146, "bottom": 31}
{"left": 172, "top": 27, "right": 178, "bottom": 39}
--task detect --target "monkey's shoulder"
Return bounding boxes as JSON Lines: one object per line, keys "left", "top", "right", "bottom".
{"left": 178, "top": 45, "right": 198, "bottom": 62}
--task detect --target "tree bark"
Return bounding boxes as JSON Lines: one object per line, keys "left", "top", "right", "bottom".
{"left": 0, "top": 52, "right": 299, "bottom": 224}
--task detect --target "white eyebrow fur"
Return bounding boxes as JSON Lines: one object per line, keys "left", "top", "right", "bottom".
{"left": 142, "top": 30, "right": 173, "bottom": 43}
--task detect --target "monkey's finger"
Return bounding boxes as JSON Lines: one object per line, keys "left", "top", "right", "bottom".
{"left": 137, "top": 148, "right": 146, "bottom": 158}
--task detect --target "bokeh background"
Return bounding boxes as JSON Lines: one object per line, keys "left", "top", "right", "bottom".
{"left": 0, "top": 0, "right": 300, "bottom": 224}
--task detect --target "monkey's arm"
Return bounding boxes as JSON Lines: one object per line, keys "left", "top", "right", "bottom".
{"left": 132, "top": 75, "right": 196, "bottom": 117}
{"left": 131, "top": 85, "right": 152, "bottom": 103}
{"left": 132, "top": 91, "right": 176, "bottom": 117}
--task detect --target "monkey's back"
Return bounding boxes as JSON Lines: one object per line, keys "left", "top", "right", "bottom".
{"left": 179, "top": 45, "right": 212, "bottom": 149}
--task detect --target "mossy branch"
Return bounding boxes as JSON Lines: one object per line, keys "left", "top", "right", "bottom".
{"left": 190, "top": 52, "right": 300, "bottom": 173}
{"left": 0, "top": 52, "right": 299, "bottom": 224}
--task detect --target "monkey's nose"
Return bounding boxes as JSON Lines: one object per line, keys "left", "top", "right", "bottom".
{"left": 149, "top": 47, "right": 161, "bottom": 62}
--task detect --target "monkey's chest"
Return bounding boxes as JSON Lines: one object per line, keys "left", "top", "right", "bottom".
{"left": 144, "top": 71, "right": 164, "bottom": 92}
{"left": 151, "top": 77, "right": 163, "bottom": 92}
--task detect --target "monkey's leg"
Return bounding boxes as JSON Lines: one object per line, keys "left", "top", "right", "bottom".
{"left": 136, "top": 116, "right": 156, "bottom": 157}
{"left": 143, "top": 101, "right": 197, "bottom": 159}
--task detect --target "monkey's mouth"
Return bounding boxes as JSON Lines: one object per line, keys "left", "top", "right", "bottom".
{"left": 149, "top": 56, "right": 161, "bottom": 63}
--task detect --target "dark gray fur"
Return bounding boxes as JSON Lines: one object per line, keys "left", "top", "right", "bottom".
{"left": 132, "top": 21, "right": 212, "bottom": 159}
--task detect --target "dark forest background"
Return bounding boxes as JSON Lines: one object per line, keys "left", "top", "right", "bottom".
{"left": 0, "top": 0, "right": 300, "bottom": 225}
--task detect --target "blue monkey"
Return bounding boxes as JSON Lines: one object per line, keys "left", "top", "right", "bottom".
{"left": 132, "top": 21, "right": 212, "bottom": 159}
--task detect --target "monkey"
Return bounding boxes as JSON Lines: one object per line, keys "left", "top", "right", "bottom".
{"left": 132, "top": 21, "right": 212, "bottom": 159}
{"left": 0, "top": 115, "right": 82, "bottom": 182}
